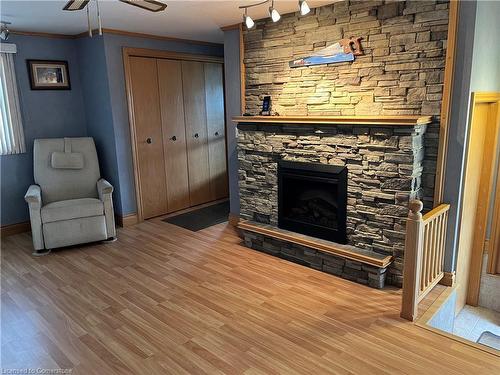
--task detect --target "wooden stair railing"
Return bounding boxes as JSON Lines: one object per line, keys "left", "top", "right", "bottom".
{"left": 401, "top": 200, "right": 451, "bottom": 321}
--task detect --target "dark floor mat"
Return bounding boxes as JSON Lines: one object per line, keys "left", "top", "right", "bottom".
{"left": 162, "top": 201, "right": 229, "bottom": 231}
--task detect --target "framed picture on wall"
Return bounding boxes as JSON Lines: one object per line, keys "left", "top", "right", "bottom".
{"left": 27, "top": 60, "right": 71, "bottom": 90}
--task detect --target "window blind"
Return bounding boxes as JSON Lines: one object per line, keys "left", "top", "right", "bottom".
{"left": 0, "top": 47, "right": 25, "bottom": 155}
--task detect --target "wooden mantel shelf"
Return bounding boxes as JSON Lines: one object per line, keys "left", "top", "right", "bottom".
{"left": 233, "top": 115, "right": 432, "bottom": 126}
{"left": 238, "top": 220, "right": 393, "bottom": 268}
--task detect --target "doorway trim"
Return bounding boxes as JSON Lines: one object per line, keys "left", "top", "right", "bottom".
{"left": 123, "top": 47, "right": 224, "bottom": 222}
{"left": 487, "top": 148, "right": 500, "bottom": 274}
{"left": 465, "top": 92, "right": 500, "bottom": 305}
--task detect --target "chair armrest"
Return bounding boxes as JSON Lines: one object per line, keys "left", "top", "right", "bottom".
{"left": 24, "top": 185, "right": 42, "bottom": 206}
{"left": 97, "top": 178, "right": 116, "bottom": 239}
{"left": 97, "top": 178, "right": 114, "bottom": 199}
{"left": 24, "top": 184, "right": 44, "bottom": 250}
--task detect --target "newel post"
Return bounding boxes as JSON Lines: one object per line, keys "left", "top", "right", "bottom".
{"left": 400, "top": 199, "right": 424, "bottom": 321}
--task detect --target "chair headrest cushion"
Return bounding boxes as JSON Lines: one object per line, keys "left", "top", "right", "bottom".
{"left": 51, "top": 151, "right": 84, "bottom": 169}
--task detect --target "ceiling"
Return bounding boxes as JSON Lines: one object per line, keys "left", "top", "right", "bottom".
{"left": 1, "top": 0, "right": 335, "bottom": 43}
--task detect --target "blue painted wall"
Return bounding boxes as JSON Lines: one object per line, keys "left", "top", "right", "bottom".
{"left": 76, "top": 36, "right": 123, "bottom": 214}
{"left": 0, "top": 33, "right": 223, "bottom": 225}
{"left": 222, "top": 28, "right": 242, "bottom": 216}
{"left": 102, "top": 33, "right": 224, "bottom": 215}
{"left": 0, "top": 35, "right": 87, "bottom": 225}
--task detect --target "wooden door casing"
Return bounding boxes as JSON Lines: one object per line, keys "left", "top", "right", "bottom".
{"left": 204, "top": 62, "right": 228, "bottom": 201}
{"left": 488, "top": 150, "right": 500, "bottom": 274}
{"left": 182, "top": 61, "right": 212, "bottom": 207}
{"left": 128, "top": 57, "right": 168, "bottom": 219}
{"left": 456, "top": 103, "right": 488, "bottom": 312}
{"left": 157, "top": 59, "right": 191, "bottom": 213}
{"left": 455, "top": 97, "right": 500, "bottom": 309}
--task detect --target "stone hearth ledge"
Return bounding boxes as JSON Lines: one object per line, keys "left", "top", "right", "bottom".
{"left": 238, "top": 220, "right": 392, "bottom": 289}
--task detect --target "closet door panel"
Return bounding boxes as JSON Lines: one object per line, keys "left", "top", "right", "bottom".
{"left": 204, "top": 63, "right": 228, "bottom": 201}
{"left": 182, "top": 61, "right": 211, "bottom": 206}
{"left": 157, "top": 59, "right": 190, "bottom": 213}
{"left": 129, "top": 57, "right": 168, "bottom": 219}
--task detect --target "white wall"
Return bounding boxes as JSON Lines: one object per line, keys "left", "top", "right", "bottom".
{"left": 470, "top": 1, "right": 500, "bottom": 92}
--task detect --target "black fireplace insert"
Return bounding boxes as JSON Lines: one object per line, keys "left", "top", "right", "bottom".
{"left": 278, "top": 161, "right": 347, "bottom": 244}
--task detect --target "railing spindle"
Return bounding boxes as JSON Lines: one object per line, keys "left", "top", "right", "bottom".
{"left": 440, "top": 213, "right": 448, "bottom": 269}
{"left": 434, "top": 216, "right": 441, "bottom": 278}
{"left": 431, "top": 218, "right": 437, "bottom": 279}
{"left": 420, "top": 224, "right": 428, "bottom": 292}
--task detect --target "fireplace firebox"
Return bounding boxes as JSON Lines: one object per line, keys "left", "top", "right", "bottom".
{"left": 278, "top": 161, "right": 347, "bottom": 244}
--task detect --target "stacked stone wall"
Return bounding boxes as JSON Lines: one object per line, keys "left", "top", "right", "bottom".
{"left": 243, "top": 0, "right": 449, "bottom": 208}
{"left": 238, "top": 123, "right": 427, "bottom": 286}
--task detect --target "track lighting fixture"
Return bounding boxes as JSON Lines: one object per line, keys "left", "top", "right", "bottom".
{"left": 299, "top": 0, "right": 311, "bottom": 15}
{"left": 239, "top": 0, "right": 282, "bottom": 29}
{"left": 269, "top": 0, "right": 280, "bottom": 22}
{"left": 0, "top": 21, "right": 10, "bottom": 41}
{"left": 243, "top": 9, "right": 255, "bottom": 30}
{"left": 238, "top": 0, "right": 311, "bottom": 28}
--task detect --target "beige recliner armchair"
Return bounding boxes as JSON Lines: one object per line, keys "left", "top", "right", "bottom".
{"left": 24, "top": 137, "right": 116, "bottom": 255}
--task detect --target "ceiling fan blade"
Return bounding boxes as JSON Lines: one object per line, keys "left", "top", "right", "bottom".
{"left": 119, "top": 0, "right": 167, "bottom": 12}
{"left": 63, "top": 0, "right": 90, "bottom": 11}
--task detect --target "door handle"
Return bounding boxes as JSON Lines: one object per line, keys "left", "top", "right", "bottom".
{"left": 146, "top": 137, "right": 152, "bottom": 144}
{"left": 170, "top": 136, "right": 177, "bottom": 141}
{"left": 214, "top": 131, "right": 219, "bottom": 137}
{"left": 194, "top": 133, "right": 199, "bottom": 138}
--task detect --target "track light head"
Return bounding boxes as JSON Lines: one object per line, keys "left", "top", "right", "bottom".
{"left": 0, "top": 21, "right": 10, "bottom": 41}
{"left": 269, "top": 6, "right": 280, "bottom": 22}
{"left": 243, "top": 9, "right": 255, "bottom": 29}
{"left": 299, "top": 0, "right": 310, "bottom": 16}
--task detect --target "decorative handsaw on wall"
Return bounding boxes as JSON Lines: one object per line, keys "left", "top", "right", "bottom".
{"left": 289, "top": 37, "right": 364, "bottom": 68}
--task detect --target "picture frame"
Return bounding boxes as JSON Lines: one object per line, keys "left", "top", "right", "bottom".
{"left": 27, "top": 60, "right": 71, "bottom": 90}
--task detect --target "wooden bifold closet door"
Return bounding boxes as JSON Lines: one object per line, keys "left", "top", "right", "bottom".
{"left": 182, "top": 61, "right": 212, "bottom": 207}
{"left": 128, "top": 55, "right": 227, "bottom": 219}
{"left": 128, "top": 56, "right": 169, "bottom": 219}
{"left": 157, "top": 59, "right": 191, "bottom": 213}
{"left": 205, "top": 63, "right": 229, "bottom": 201}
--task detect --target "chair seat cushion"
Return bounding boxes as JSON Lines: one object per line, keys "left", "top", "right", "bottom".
{"left": 41, "top": 198, "right": 103, "bottom": 223}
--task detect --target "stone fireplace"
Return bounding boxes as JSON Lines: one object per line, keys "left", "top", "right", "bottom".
{"left": 236, "top": 115, "right": 432, "bottom": 288}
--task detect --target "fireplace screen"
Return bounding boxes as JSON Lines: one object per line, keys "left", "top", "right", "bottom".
{"left": 278, "top": 161, "right": 347, "bottom": 244}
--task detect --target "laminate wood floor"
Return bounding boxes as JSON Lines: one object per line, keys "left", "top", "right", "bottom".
{"left": 2, "top": 220, "right": 499, "bottom": 374}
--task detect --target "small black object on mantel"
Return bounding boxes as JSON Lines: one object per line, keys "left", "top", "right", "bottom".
{"left": 261, "top": 95, "right": 271, "bottom": 116}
